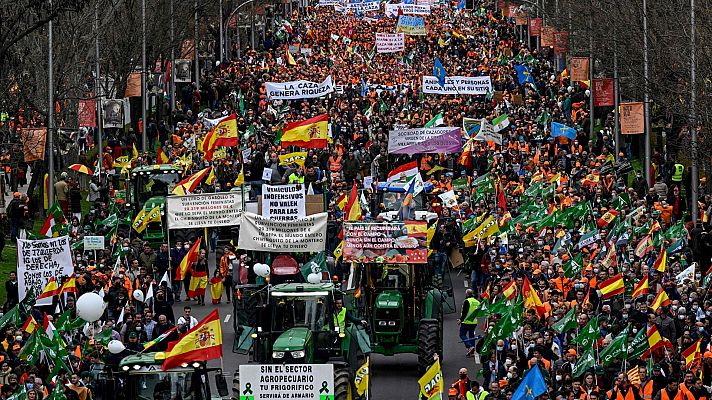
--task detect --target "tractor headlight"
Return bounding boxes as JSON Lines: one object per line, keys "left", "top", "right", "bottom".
{"left": 122, "top": 366, "right": 130, "bottom": 371}
{"left": 272, "top": 351, "right": 285, "bottom": 359}
{"left": 388, "top": 321, "right": 396, "bottom": 326}
{"left": 378, "top": 321, "right": 387, "bottom": 326}
{"left": 133, "top": 365, "right": 142, "bottom": 370}
{"left": 290, "top": 350, "right": 305, "bottom": 359}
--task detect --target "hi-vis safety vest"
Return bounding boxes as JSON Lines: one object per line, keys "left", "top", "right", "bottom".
{"left": 466, "top": 390, "right": 488, "bottom": 400}
{"left": 462, "top": 297, "right": 480, "bottom": 325}
{"left": 660, "top": 388, "right": 694, "bottom": 400}
{"left": 334, "top": 307, "right": 346, "bottom": 332}
{"left": 672, "top": 164, "right": 684, "bottom": 182}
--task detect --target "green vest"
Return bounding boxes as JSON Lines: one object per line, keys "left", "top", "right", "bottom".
{"left": 672, "top": 164, "right": 684, "bottom": 182}
{"left": 289, "top": 173, "right": 305, "bottom": 184}
{"left": 462, "top": 297, "right": 480, "bottom": 325}
{"left": 466, "top": 390, "right": 488, "bottom": 400}
{"left": 334, "top": 307, "right": 346, "bottom": 332}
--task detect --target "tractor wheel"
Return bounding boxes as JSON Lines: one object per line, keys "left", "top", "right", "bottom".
{"left": 334, "top": 365, "right": 353, "bottom": 400}
{"left": 231, "top": 370, "right": 241, "bottom": 400}
{"left": 417, "top": 321, "right": 442, "bottom": 374}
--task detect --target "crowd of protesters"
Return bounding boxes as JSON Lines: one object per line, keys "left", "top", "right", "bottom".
{"left": 0, "top": 0, "right": 711, "bottom": 399}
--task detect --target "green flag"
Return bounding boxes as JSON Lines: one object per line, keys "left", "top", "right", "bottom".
{"left": 98, "top": 213, "right": 118, "bottom": 227}
{"left": 563, "top": 253, "right": 584, "bottom": 279}
{"left": 94, "top": 328, "right": 114, "bottom": 346}
{"left": 54, "top": 309, "right": 87, "bottom": 333}
{"left": 536, "top": 210, "right": 561, "bottom": 230}
{"left": 424, "top": 112, "right": 444, "bottom": 128}
{"left": 0, "top": 304, "right": 23, "bottom": 331}
{"left": 572, "top": 347, "right": 597, "bottom": 377}
{"left": 571, "top": 317, "right": 600, "bottom": 349}
{"left": 487, "top": 296, "right": 509, "bottom": 316}
{"left": 627, "top": 327, "right": 649, "bottom": 359}
{"left": 7, "top": 386, "right": 27, "bottom": 400}
{"left": 599, "top": 325, "right": 630, "bottom": 366}
{"left": 664, "top": 220, "right": 687, "bottom": 241}
{"left": 552, "top": 305, "right": 578, "bottom": 334}
{"left": 472, "top": 298, "right": 491, "bottom": 319}
{"left": 611, "top": 193, "right": 631, "bottom": 212}
{"left": 238, "top": 89, "right": 245, "bottom": 116}
{"left": 300, "top": 252, "right": 327, "bottom": 281}
{"left": 45, "top": 381, "right": 67, "bottom": 400}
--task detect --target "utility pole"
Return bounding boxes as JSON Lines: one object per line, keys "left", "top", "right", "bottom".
{"left": 95, "top": 5, "right": 103, "bottom": 178}
{"left": 195, "top": 0, "right": 200, "bottom": 87}
{"left": 141, "top": 0, "right": 147, "bottom": 152}
{"left": 613, "top": 30, "right": 620, "bottom": 163}
{"left": 219, "top": 0, "right": 224, "bottom": 63}
{"left": 170, "top": 0, "right": 176, "bottom": 126}
{"left": 643, "top": 0, "right": 652, "bottom": 186}
{"left": 47, "top": 0, "right": 55, "bottom": 204}
{"left": 690, "top": 0, "right": 698, "bottom": 223}
{"left": 589, "top": 11, "right": 594, "bottom": 140}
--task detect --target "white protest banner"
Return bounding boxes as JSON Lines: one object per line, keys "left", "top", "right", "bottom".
{"left": 83, "top": 236, "right": 105, "bottom": 250}
{"left": 422, "top": 75, "right": 493, "bottom": 95}
{"left": 385, "top": 3, "right": 431, "bottom": 17}
{"left": 289, "top": 45, "right": 313, "bottom": 56}
{"left": 318, "top": 0, "right": 340, "bottom": 5}
{"left": 17, "top": 236, "right": 73, "bottom": 305}
{"left": 396, "top": 15, "right": 426, "bottom": 35}
{"left": 387, "top": 127, "right": 462, "bottom": 154}
{"left": 335, "top": 1, "right": 381, "bottom": 12}
{"left": 262, "top": 184, "right": 306, "bottom": 221}
{"left": 439, "top": 190, "right": 458, "bottom": 208}
{"left": 240, "top": 364, "right": 334, "bottom": 400}
{"left": 265, "top": 76, "right": 335, "bottom": 100}
{"left": 239, "top": 212, "right": 327, "bottom": 252}
{"left": 376, "top": 33, "right": 405, "bottom": 53}
{"left": 166, "top": 192, "right": 244, "bottom": 229}
{"left": 473, "top": 119, "right": 502, "bottom": 145}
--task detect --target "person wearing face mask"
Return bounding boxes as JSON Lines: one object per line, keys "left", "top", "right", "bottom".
{"left": 170, "top": 241, "right": 185, "bottom": 301}
{"left": 458, "top": 289, "right": 480, "bottom": 357}
{"left": 483, "top": 352, "right": 506, "bottom": 388}
{"left": 451, "top": 368, "right": 471, "bottom": 400}
{"left": 607, "top": 373, "right": 642, "bottom": 400}
{"left": 655, "top": 306, "right": 677, "bottom": 342}
{"left": 505, "top": 367, "right": 520, "bottom": 390}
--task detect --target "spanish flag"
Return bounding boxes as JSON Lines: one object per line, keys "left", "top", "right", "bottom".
{"left": 682, "top": 339, "right": 702, "bottom": 369}
{"left": 345, "top": 182, "right": 361, "bottom": 221}
{"left": 161, "top": 309, "right": 223, "bottom": 371}
{"left": 643, "top": 325, "right": 672, "bottom": 360}
{"left": 177, "top": 239, "right": 201, "bottom": 281}
{"left": 37, "top": 277, "right": 61, "bottom": 300}
{"left": 653, "top": 249, "right": 667, "bottom": 273}
{"left": 202, "top": 114, "right": 238, "bottom": 160}
{"left": 157, "top": 147, "right": 169, "bottom": 164}
{"left": 502, "top": 280, "right": 517, "bottom": 300}
{"left": 598, "top": 273, "right": 624, "bottom": 299}
{"left": 60, "top": 276, "right": 78, "bottom": 294}
{"left": 172, "top": 167, "right": 212, "bottom": 195}
{"left": 187, "top": 271, "right": 207, "bottom": 299}
{"left": 209, "top": 276, "right": 223, "bottom": 304}
{"left": 522, "top": 277, "right": 546, "bottom": 317}
{"left": 22, "top": 316, "right": 39, "bottom": 334}
{"left": 631, "top": 275, "right": 649, "bottom": 299}
{"left": 651, "top": 290, "right": 671, "bottom": 311}
{"left": 286, "top": 46, "right": 297, "bottom": 66}
{"left": 281, "top": 114, "right": 329, "bottom": 148}
{"left": 597, "top": 209, "right": 619, "bottom": 228}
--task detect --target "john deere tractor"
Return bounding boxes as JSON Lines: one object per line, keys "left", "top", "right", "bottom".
{"left": 355, "top": 263, "right": 444, "bottom": 373}
{"left": 232, "top": 282, "right": 369, "bottom": 400}
{"left": 92, "top": 351, "right": 228, "bottom": 400}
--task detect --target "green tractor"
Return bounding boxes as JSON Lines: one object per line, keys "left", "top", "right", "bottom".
{"left": 355, "top": 263, "right": 444, "bottom": 373}
{"left": 124, "top": 164, "right": 182, "bottom": 245}
{"left": 232, "top": 282, "right": 370, "bottom": 400}
{"left": 92, "top": 351, "right": 229, "bottom": 400}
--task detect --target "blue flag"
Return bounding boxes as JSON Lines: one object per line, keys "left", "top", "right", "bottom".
{"left": 551, "top": 122, "right": 577, "bottom": 140}
{"left": 433, "top": 58, "right": 447, "bottom": 88}
{"left": 361, "top": 78, "right": 367, "bottom": 97}
{"left": 511, "top": 365, "right": 547, "bottom": 400}
{"left": 456, "top": 0, "right": 465, "bottom": 8}
{"left": 514, "top": 65, "right": 534, "bottom": 84}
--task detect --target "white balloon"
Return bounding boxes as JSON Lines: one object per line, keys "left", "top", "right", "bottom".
{"left": 585, "top": 89, "right": 591, "bottom": 97}
{"left": 76, "top": 293, "right": 105, "bottom": 322}
{"left": 307, "top": 273, "right": 322, "bottom": 284}
{"left": 133, "top": 289, "right": 144, "bottom": 302}
{"left": 108, "top": 340, "right": 126, "bottom": 354}
{"left": 254, "top": 263, "right": 271, "bottom": 278}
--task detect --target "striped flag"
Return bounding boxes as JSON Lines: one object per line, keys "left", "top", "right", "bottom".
{"left": 502, "top": 280, "right": 517, "bottom": 300}
{"left": 653, "top": 249, "right": 667, "bottom": 273}
{"left": 36, "top": 277, "right": 61, "bottom": 300}
{"left": 627, "top": 367, "right": 641, "bottom": 386}
{"left": 598, "top": 274, "right": 624, "bottom": 299}
{"left": 631, "top": 275, "right": 649, "bottom": 300}
{"left": 682, "top": 339, "right": 702, "bottom": 369}
{"left": 651, "top": 290, "right": 671, "bottom": 311}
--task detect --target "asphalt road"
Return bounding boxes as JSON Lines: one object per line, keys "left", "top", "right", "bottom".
{"left": 184, "top": 265, "right": 479, "bottom": 400}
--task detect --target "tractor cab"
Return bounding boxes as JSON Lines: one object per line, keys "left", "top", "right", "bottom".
{"left": 95, "top": 352, "right": 227, "bottom": 400}
{"left": 374, "top": 181, "right": 437, "bottom": 222}
{"left": 126, "top": 165, "right": 181, "bottom": 245}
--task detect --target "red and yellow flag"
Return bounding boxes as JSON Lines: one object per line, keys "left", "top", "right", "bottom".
{"left": 22, "top": 316, "right": 39, "bottom": 334}
{"left": 597, "top": 209, "right": 619, "bottom": 228}
{"left": 631, "top": 275, "right": 649, "bottom": 300}
{"left": 598, "top": 273, "right": 624, "bottom": 299}
{"left": 157, "top": 148, "right": 169, "bottom": 164}
{"left": 172, "top": 167, "right": 212, "bottom": 195}
{"left": 653, "top": 249, "right": 667, "bottom": 273}
{"left": 162, "top": 309, "right": 223, "bottom": 371}
{"left": 651, "top": 290, "right": 671, "bottom": 311}
{"left": 502, "top": 280, "right": 517, "bottom": 300}
{"left": 281, "top": 114, "right": 329, "bottom": 148}
{"left": 285, "top": 46, "right": 297, "bottom": 66}
{"left": 202, "top": 114, "right": 238, "bottom": 160}
{"left": 60, "top": 276, "right": 78, "bottom": 294}
{"left": 345, "top": 182, "right": 361, "bottom": 221}
{"left": 643, "top": 325, "right": 672, "bottom": 360}
{"left": 521, "top": 277, "right": 545, "bottom": 317}
{"left": 176, "top": 239, "right": 201, "bottom": 281}
{"left": 683, "top": 339, "right": 702, "bottom": 369}
{"left": 36, "top": 277, "right": 61, "bottom": 300}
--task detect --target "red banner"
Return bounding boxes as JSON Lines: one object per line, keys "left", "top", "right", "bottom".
{"left": 553, "top": 31, "right": 569, "bottom": 55}
{"left": 593, "top": 78, "right": 615, "bottom": 107}
{"left": 529, "top": 18, "right": 542, "bottom": 36}
{"left": 78, "top": 100, "right": 96, "bottom": 128}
